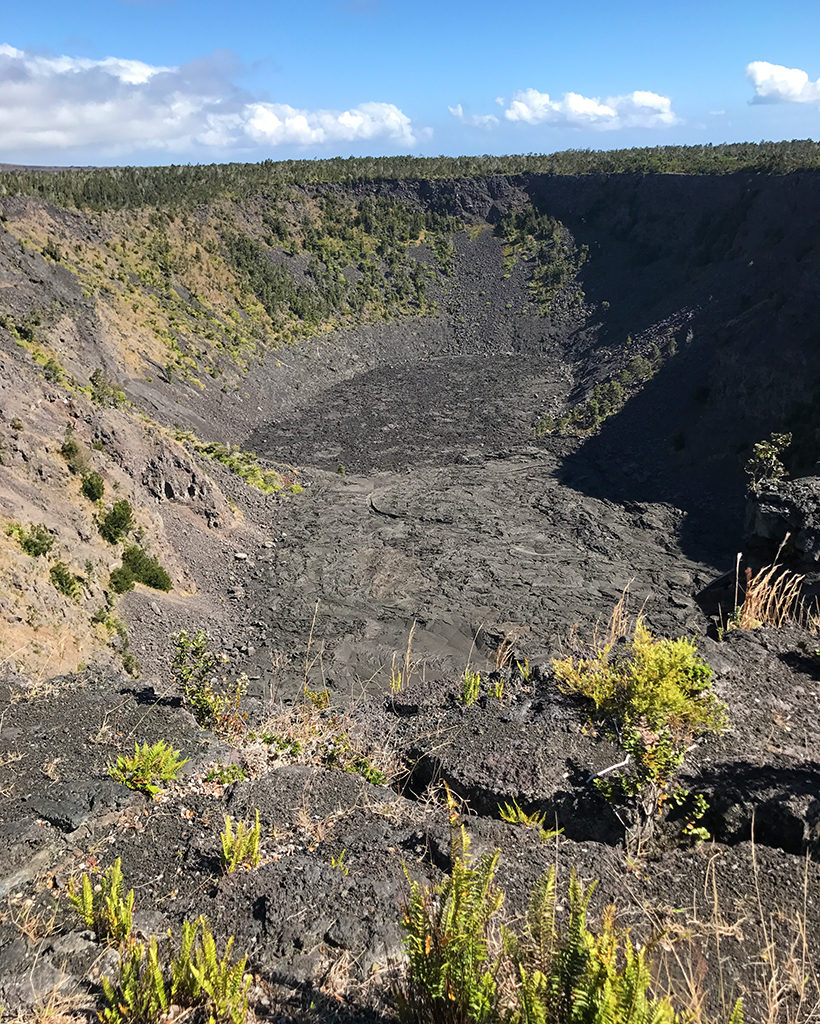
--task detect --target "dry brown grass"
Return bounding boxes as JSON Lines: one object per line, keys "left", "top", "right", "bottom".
{"left": 646, "top": 838, "right": 820, "bottom": 1024}
{"left": 750, "top": 838, "right": 820, "bottom": 1024}
{"left": 731, "top": 542, "right": 818, "bottom": 632}
{"left": 6, "top": 896, "right": 58, "bottom": 943}
{"left": 6, "top": 989, "right": 91, "bottom": 1024}
{"left": 492, "top": 634, "right": 517, "bottom": 672}
{"left": 560, "top": 582, "right": 646, "bottom": 658}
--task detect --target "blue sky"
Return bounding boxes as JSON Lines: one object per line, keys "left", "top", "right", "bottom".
{"left": 2, "top": 0, "right": 820, "bottom": 165}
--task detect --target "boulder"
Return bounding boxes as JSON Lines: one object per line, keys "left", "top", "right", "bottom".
{"left": 745, "top": 476, "right": 820, "bottom": 563}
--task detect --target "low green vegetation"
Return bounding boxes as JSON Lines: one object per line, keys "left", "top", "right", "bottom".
{"left": 745, "top": 430, "right": 792, "bottom": 488}
{"left": 553, "top": 619, "right": 726, "bottom": 852}
{"left": 220, "top": 810, "right": 261, "bottom": 873}
{"left": 93, "top": 608, "right": 141, "bottom": 677}
{"left": 109, "top": 740, "right": 188, "bottom": 798}
{"left": 535, "top": 337, "right": 677, "bottom": 437}
{"left": 497, "top": 207, "right": 587, "bottom": 314}
{"left": 459, "top": 668, "right": 482, "bottom": 706}
{"left": 99, "top": 498, "right": 136, "bottom": 543}
{"left": 67, "top": 857, "right": 134, "bottom": 946}
{"left": 49, "top": 560, "right": 83, "bottom": 600}
{"left": 81, "top": 470, "right": 105, "bottom": 501}
{"left": 60, "top": 428, "right": 91, "bottom": 475}
{"left": 101, "top": 916, "right": 250, "bottom": 1024}
{"left": 7, "top": 521, "right": 54, "bottom": 557}
{"left": 398, "top": 820, "right": 722, "bottom": 1024}
{"left": 204, "top": 762, "right": 249, "bottom": 785}
{"left": 172, "top": 628, "right": 247, "bottom": 735}
{"left": 330, "top": 849, "right": 349, "bottom": 875}
{"left": 322, "top": 731, "right": 389, "bottom": 785}
{"left": 109, "top": 545, "right": 172, "bottom": 593}
{"left": 497, "top": 799, "right": 563, "bottom": 842}
{"left": 89, "top": 366, "right": 127, "bottom": 407}
{"left": 175, "top": 431, "right": 293, "bottom": 494}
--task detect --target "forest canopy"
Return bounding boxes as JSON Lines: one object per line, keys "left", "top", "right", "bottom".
{"left": 1, "top": 140, "right": 819, "bottom": 211}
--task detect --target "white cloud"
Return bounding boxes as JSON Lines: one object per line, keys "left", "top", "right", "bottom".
{"left": 448, "top": 103, "right": 499, "bottom": 129}
{"left": 746, "top": 61, "right": 820, "bottom": 104}
{"left": 0, "top": 42, "right": 419, "bottom": 157}
{"left": 503, "top": 86, "right": 678, "bottom": 130}
{"left": 246, "top": 100, "right": 415, "bottom": 146}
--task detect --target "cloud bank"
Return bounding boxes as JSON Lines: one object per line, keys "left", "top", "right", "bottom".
{"left": 503, "top": 87, "right": 678, "bottom": 130}
{"left": 0, "top": 42, "right": 418, "bottom": 157}
{"left": 746, "top": 61, "right": 820, "bottom": 104}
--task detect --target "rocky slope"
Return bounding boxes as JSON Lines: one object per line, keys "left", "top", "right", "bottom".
{"left": 1, "top": 167, "right": 819, "bottom": 1020}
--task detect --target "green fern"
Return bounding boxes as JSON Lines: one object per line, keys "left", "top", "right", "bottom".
{"left": 108, "top": 739, "right": 188, "bottom": 798}
{"left": 101, "top": 938, "right": 168, "bottom": 1024}
{"left": 101, "top": 917, "right": 250, "bottom": 1024}
{"left": 399, "top": 823, "right": 683, "bottom": 1024}
{"left": 727, "top": 998, "right": 744, "bottom": 1024}
{"left": 66, "top": 857, "right": 134, "bottom": 944}
{"left": 459, "top": 669, "right": 482, "bottom": 706}
{"left": 399, "top": 825, "right": 503, "bottom": 1024}
{"left": 220, "top": 810, "right": 261, "bottom": 873}
{"left": 187, "top": 922, "right": 251, "bottom": 1024}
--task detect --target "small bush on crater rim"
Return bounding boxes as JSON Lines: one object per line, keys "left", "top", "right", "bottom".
{"left": 172, "top": 628, "right": 247, "bottom": 735}
{"left": 81, "top": 470, "right": 105, "bottom": 502}
{"left": 50, "top": 560, "right": 83, "bottom": 600}
{"left": 553, "top": 618, "right": 726, "bottom": 852}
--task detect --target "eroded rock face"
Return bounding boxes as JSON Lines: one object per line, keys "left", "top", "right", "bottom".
{"left": 745, "top": 476, "right": 820, "bottom": 563}
{"left": 141, "top": 441, "right": 229, "bottom": 528}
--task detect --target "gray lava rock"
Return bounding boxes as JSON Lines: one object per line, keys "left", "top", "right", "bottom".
{"left": 745, "top": 476, "right": 820, "bottom": 563}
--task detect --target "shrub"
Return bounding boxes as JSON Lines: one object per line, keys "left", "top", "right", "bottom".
{"left": 745, "top": 431, "right": 792, "bottom": 488}
{"left": 11, "top": 522, "right": 54, "bottom": 557}
{"left": 81, "top": 470, "right": 105, "bottom": 501}
{"left": 220, "top": 810, "right": 261, "bottom": 873}
{"left": 121, "top": 545, "right": 172, "bottom": 590}
{"left": 122, "top": 650, "right": 141, "bottom": 678}
{"left": 99, "top": 499, "right": 136, "bottom": 543}
{"left": 49, "top": 561, "right": 83, "bottom": 600}
{"left": 110, "top": 564, "right": 135, "bottom": 594}
{"left": 553, "top": 619, "right": 726, "bottom": 852}
{"left": 89, "top": 367, "right": 127, "bottom": 407}
{"left": 42, "top": 356, "right": 63, "bottom": 384}
{"left": 60, "top": 428, "right": 91, "bottom": 475}
{"left": 172, "top": 629, "right": 246, "bottom": 735}
{"left": 67, "top": 857, "right": 134, "bottom": 945}
{"left": 109, "top": 740, "right": 188, "bottom": 798}
{"left": 42, "top": 238, "right": 62, "bottom": 261}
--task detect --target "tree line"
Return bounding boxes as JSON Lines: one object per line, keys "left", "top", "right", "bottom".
{"left": 1, "top": 141, "right": 819, "bottom": 211}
